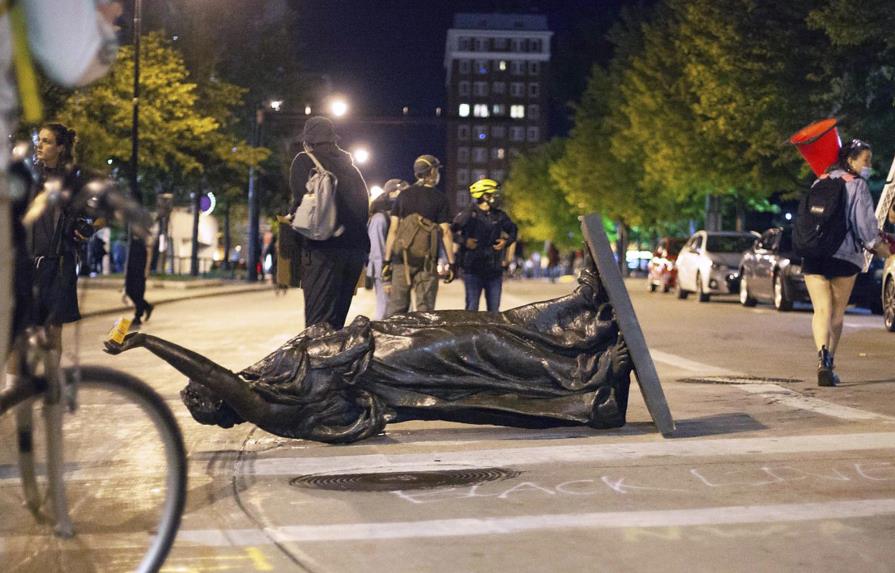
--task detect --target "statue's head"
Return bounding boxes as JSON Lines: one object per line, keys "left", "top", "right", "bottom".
{"left": 180, "top": 380, "right": 244, "bottom": 428}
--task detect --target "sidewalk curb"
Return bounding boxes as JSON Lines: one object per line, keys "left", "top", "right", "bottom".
{"left": 80, "top": 284, "right": 274, "bottom": 319}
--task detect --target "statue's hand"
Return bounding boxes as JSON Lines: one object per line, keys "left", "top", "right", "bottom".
{"left": 610, "top": 334, "right": 633, "bottom": 378}
{"left": 103, "top": 331, "right": 144, "bottom": 355}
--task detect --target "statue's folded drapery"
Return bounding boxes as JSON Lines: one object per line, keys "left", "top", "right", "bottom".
{"left": 105, "top": 268, "right": 633, "bottom": 443}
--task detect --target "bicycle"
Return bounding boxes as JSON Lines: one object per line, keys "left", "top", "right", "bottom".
{"left": 0, "top": 155, "right": 187, "bottom": 573}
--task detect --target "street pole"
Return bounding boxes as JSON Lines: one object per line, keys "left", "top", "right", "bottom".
{"left": 247, "top": 107, "right": 263, "bottom": 282}
{"left": 125, "top": 0, "right": 146, "bottom": 294}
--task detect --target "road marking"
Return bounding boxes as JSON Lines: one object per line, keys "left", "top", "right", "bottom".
{"left": 738, "top": 384, "right": 895, "bottom": 422}
{"left": 172, "top": 498, "right": 895, "bottom": 544}
{"left": 5, "top": 499, "right": 893, "bottom": 549}
{"left": 649, "top": 350, "right": 742, "bottom": 376}
{"left": 650, "top": 349, "right": 892, "bottom": 421}
{"left": 245, "top": 432, "right": 895, "bottom": 476}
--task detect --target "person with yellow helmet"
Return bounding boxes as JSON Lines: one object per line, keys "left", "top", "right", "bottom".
{"left": 452, "top": 178, "right": 517, "bottom": 312}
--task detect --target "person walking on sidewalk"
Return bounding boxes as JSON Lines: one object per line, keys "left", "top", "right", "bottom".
{"left": 382, "top": 155, "right": 455, "bottom": 316}
{"left": 125, "top": 234, "right": 154, "bottom": 329}
{"left": 289, "top": 116, "right": 370, "bottom": 330}
{"left": 800, "top": 138, "right": 891, "bottom": 386}
{"left": 367, "top": 178, "right": 407, "bottom": 320}
{"left": 452, "top": 178, "right": 517, "bottom": 312}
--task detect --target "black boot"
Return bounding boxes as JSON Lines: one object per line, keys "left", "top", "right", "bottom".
{"left": 817, "top": 346, "right": 839, "bottom": 387}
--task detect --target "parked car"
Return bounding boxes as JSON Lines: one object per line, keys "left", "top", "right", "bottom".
{"left": 739, "top": 227, "right": 805, "bottom": 311}
{"left": 882, "top": 254, "right": 895, "bottom": 331}
{"left": 739, "top": 226, "right": 884, "bottom": 314}
{"left": 676, "top": 230, "right": 759, "bottom": 302}
{"left": 647, "top": 237, "right": 687, "bottom": 293}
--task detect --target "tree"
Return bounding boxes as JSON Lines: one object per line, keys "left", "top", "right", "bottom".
{"left": 503, "top": 139, "right": 582, "bottom": 250}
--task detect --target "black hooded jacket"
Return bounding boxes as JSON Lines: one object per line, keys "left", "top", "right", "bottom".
{"left": 289, "top": 143, "right": 370, "bottom": 252}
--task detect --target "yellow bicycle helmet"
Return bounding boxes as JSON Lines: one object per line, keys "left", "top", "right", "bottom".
{"left": 469, "top": 178, "right": 501, "bottom": 199}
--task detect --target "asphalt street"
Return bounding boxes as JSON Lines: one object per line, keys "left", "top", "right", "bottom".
{"left": 2, "top": 275, "right": 894, "bottom": 572}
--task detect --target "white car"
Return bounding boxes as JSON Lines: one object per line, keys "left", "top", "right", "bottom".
{"left": 676, "top": 230, "right": 759, "bottom": 302}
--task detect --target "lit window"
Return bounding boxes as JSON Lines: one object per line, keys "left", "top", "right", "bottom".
{"left": 473, "top": 104, "right": 489, "bottom": 118}
{"left": 458, "top": 103, "right": 470, "bottom": 117}
{"left": 510, "top": 105, "right": 525, "bottom": 119}
{"left": 492, "top": 104, "right": 506, "bottom": 116}
{"left": 491, "top": 147, "right": 505, "bottom": 160}
{"left": 499, "top": 60, "right": 507, "bottom": 71}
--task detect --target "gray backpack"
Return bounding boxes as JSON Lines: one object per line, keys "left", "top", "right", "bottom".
{"left": 290, "top": 148, "right": 344, "bottom": 241}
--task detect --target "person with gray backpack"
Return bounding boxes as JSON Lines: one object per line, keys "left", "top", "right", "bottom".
{"left": 382, "top": 155, "right": 456, "bottom": 316}
{"left": 288, "top": 116, "right": 370, "bottom": 329}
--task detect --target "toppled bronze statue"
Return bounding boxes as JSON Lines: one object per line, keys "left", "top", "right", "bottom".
{"left": 104, "top": 268, "right": 633, "bottom": 443}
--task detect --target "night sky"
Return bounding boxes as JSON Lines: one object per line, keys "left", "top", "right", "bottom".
{"left": 288, "top": 0, "right": 635, "bottom": 188}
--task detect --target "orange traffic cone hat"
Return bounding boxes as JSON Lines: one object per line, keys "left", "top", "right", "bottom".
{"left": 789, "top": 118, "right": 841, "bottom": 176}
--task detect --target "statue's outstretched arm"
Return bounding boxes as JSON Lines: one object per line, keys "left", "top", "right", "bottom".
{"left": 104, "top": 332, "right": 273, "bottom": 423}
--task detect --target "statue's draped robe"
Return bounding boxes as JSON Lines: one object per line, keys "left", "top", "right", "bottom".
{"left": 194, "top": 271, "right": 631, "bottom": 442}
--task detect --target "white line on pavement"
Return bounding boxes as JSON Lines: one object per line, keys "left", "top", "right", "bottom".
{"left": 246, "top": 432, "right": 895, "bottom": 476}
{"left": 649, "top": 349, "right": 892, "bottom": 421}
{"left": 174, "top": 498, "right": 895, "bottom": 545}
{"left": 648, "top": 350, "right": 743, "bottom": 376}
{"left": 739, "top": 384, "right": 895, "bottom": 422}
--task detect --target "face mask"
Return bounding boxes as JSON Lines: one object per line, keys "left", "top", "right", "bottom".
{"left": 860, "top": 167, "right": 872, "bottom": 180}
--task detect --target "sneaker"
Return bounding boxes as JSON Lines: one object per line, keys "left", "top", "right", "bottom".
{"left": 143, "top": 303, "right": 154, "bottom": 323}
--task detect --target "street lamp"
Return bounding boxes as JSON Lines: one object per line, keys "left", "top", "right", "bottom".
{"left": 352, "top": 146, "right": 370, "bottom": 165}
{"left": 329, "top": 98, "right": 349, "bottom": 118}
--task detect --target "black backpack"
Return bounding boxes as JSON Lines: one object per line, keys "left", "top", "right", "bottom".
{"left": 793, "top": 175, "right": 849, "bottom": 258}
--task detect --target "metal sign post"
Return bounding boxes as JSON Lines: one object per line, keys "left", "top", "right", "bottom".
{"left": 582, "top": 213, "right": 675, "bottom": 437}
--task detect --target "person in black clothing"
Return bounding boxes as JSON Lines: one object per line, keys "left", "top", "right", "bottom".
{"left": 289, "top": 116, "right": 370, "bottom": 330}
{"left": 453, "top": 178, "right": 517, "bottom": 312}
{"left": 125, "top": 234, "right": 154, "bottom": 329}
{"left": 382, "top": 155, "right": 456, "bottom": 316}
{"left": 26, "top": 123, "right": 94, "bottom": 350}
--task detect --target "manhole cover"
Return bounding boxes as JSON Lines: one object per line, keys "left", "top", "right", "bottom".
{"left": 290, "top": 467, "right": 519, "bottom": 492}
{"left": 678, "top": 376, "right": 802, "bottom": 385}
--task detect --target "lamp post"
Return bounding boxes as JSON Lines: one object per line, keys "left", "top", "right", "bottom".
{"left": 246, "top": 100, "right": 282, "bottom": 282}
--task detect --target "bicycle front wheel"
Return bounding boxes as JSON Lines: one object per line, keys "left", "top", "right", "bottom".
{"left": 1, "top": 366, "right": 187, "bottom": 573}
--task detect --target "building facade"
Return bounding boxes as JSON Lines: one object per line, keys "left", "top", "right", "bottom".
{"left": 444, "top": 13, "right": 552, "bottom": 213}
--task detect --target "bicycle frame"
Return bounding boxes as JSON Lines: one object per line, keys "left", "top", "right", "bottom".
{"left": 2, "top": 327, "right": 77, "bottom": 537}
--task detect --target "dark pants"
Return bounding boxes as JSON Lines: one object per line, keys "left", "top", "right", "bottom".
{"left": 386, "top": 263, "right": 439, "bottom": 316}
{"left": 125, "top": 238, "right": 149, "bottom": 320}
{"left": 464, "top": 271, "right": 503, "bottom": 312}
{"left": 302, "top": 247, "right": 366, "bottom": 330}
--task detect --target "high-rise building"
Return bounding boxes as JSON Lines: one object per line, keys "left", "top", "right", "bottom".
{"left": 444, "top": 13, "right": 552, "bottom": 213}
